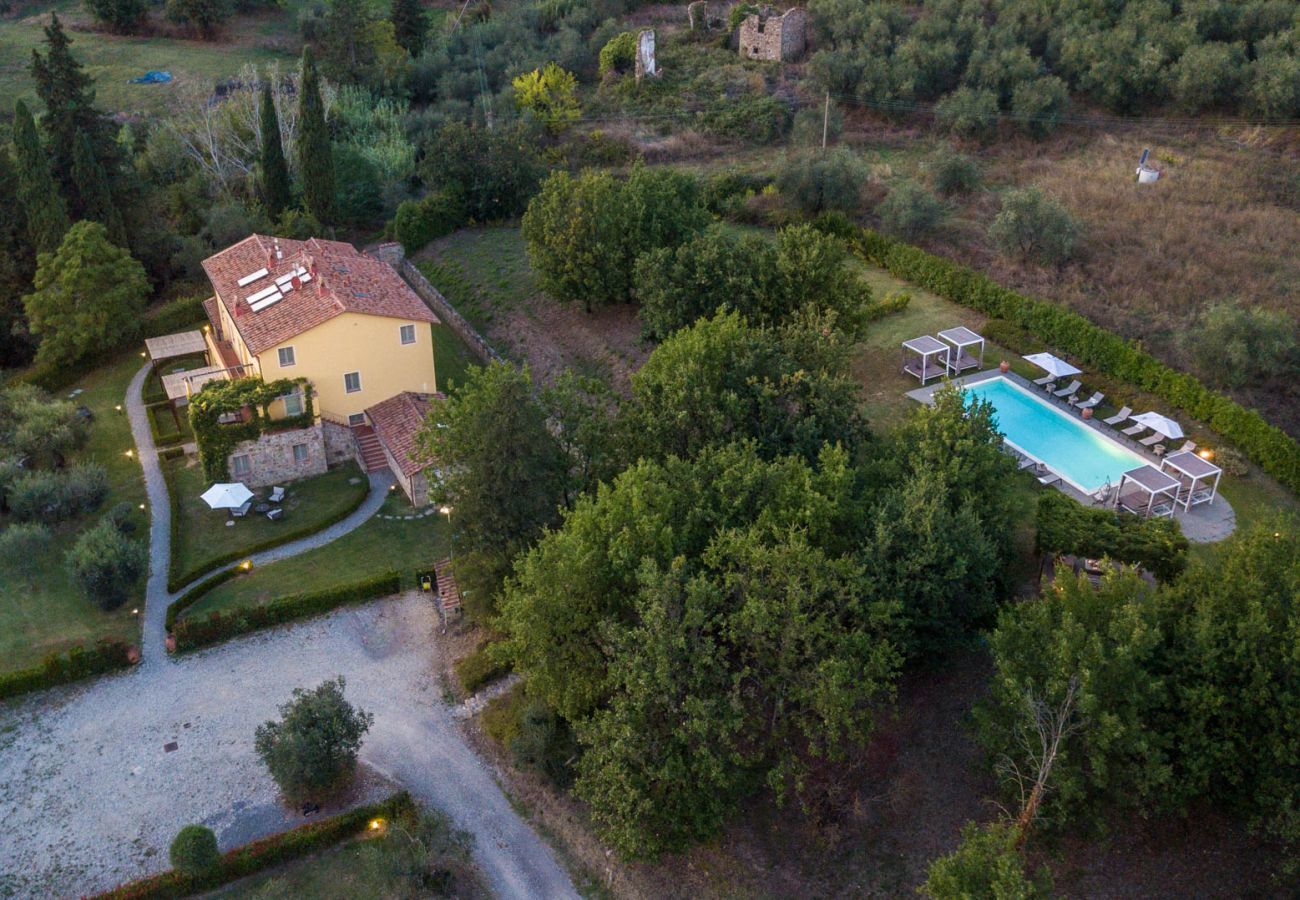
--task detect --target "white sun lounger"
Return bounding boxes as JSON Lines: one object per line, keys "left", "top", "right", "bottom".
{"left": 1053, "top": 379, "right": 1082, "bottom": 399}
{"left": 1139, "top": 432, "right": 1165, "bottom": 447}
{"left": 1034, "top": 374, "right": 1057, "bottom": 388}
{"left": 1121, "top": 423, "right": 1147, "bottom": 436}
{"left": 1075, "top": 392, "right": 1104, "bottom": 410}
{"left": 1102, "top": 406, "right": 1132, "bottom": 426}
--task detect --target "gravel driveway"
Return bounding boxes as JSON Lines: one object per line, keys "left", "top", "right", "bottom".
{"left": 0, "top": 594, "right": 578, "bottom": 900}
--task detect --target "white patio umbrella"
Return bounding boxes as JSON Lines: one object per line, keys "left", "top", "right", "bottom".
{"left": 1022, "top": 352, "right": 1082, "bottom": 378}
{"left": 1130, "top": 411, "right": 1184, "bottom": 439}
{"left": 200, "top": 482, "right": 254, "bottom": 510}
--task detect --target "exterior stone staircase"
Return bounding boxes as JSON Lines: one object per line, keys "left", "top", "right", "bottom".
{"left": 352, "top": 425, "right": 389, "bottom": 474}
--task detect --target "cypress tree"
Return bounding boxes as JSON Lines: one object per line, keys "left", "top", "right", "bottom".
{"left": 30, "top": 14, "right": 116, "bottom": 194}
{"left": 0, "top": 147, "right": 36, "bottom": 367}
{"left": 297, "top": 47, "right": 334, "bottom": 226}
{"left": 259, "top": 82, "right": 291, "bottom": 220}
{"left": 390, "top": 0, "right": 428, "bottom": 57}
{"left": 12, "top": 100, "right": 69, "bottom": 255}
{"left": 72, "top": 130, "right": 128, "bottom": 247}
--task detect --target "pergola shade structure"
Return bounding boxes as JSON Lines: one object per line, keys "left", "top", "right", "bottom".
{"left": 161, "top": 365, "right": 230, "bottom": 405}
{"left": 1160, "top": 450, "right": 1222, "bottom": 510}
{"left": 937, "top": 326, "right": 985, "bottom": 374}
{"left": 901, "top": 335, "right": 951, "bottom": 385}
{"left": 1117, "top": 465, "right": 1181, "bottom": 518}
{"left": 144, "top": 330, "right": 207, "bottom": 364}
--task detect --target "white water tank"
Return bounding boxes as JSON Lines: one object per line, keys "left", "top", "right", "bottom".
{"left": 1136, "top": 165, "right": 1160, "bottom": 184}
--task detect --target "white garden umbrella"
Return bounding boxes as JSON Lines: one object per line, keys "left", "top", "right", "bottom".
{"left": 200, "top": 482, "right": 254, "bottom": 510}
{"left": 1130, "top": 412, "right": 1184, "bottom": 439}
{"left": 1022, "top": 352, "right": 1082, "bottom": 378}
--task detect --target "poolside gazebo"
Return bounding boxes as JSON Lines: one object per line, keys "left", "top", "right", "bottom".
{"left": 901, "top": 335, "right": 951, "bottom": 385}
{"left": 1116, "top": 465, "right": 1180, "bottom": 518}
{"left": 937, "top": 326, "right": 985, "bottom": 374}
{"left": 1160, "top": 450, "right": 1222, "bottom": 510}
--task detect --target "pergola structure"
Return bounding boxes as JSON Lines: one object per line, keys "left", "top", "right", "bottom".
{"left": 144, "top": 330, "right": 206, "bottom": 365}
{"left": 901, "top": 335, "right": 950, "bottom": 385}
{"left": 937, "top": 326, "right": 985, "bottom": 374}
{"left": 1160, "top": 450, "right": 1222, "bottom": 510}
{"left": 1116, "top": 465, "right": 1180, "bottom": 518}
{"left": 161, "top": 366, "right": 230, "bottom": 406}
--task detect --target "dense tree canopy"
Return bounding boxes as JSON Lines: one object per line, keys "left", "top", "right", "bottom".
{"left": 418, "top": 122, "right": 543, "bottom": 222}
{"left": 254, "top": 677, "right": 374, "bottom": 802}
{"left": 12, "top": 100, "right": 69, "bottom": 256}
{"left": 522, "top": 165, "right": 708, "bottom": 311}
{"left": 635, "top": 223, "right": 872, "bottom": 340}
{"left": 23, "top": 221, "right": 149, "bottom": 369}
{"left": 297, "top": 47, "right": 335, "bottom": 225}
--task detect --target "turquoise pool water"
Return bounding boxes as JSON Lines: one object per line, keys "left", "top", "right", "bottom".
{"left": 962, "top": 377, "right": 1146, "bottom": 492}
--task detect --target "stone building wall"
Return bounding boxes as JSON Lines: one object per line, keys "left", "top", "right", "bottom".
{"left": 321, "top": 419, "right": 357, "bottom": 467}
{"left": 738, "top": 7, "right": 807, "bottom": 62}
{"left": 226, "top": 423, "right": 328, "bottom": 488}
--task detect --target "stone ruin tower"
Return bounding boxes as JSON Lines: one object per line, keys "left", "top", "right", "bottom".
{"left": 738, "top": 6, "right": 807, "bottom": 62}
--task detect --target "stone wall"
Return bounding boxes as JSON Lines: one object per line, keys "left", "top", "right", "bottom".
{"left": 373, "top": 242, "right": 502, "bottom": 368}
{"left": 738, "top": 7, "right": 807, "bottom": 62}
{"left": 226, "top": 423, "right": 328, "bottom": 488}
{"left": 321, "top": 419, "right": 357, "bottom": 467}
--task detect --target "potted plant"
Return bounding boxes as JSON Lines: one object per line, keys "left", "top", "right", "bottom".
{"left": 999, "top": 360, "right": 1010, "bottom": 373}
{"left": 1081, "top": 407, "right": 1093, "bottom": 419}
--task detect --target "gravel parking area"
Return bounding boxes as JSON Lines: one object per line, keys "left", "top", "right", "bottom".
{"left": 0, "top": 594, "right": 577, "bottom": 900}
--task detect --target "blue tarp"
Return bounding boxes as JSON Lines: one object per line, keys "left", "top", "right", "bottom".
{"left": 129, "top": 71, "right": 173, "bottom": 84}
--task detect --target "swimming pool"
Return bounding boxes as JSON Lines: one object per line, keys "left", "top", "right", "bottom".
{"left": 962, "top": 377, "right": 1147, "bottom": 493}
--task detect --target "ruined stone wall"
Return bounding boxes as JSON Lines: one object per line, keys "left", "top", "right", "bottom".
{"left": 227, "top": 423, "right": 328, "bottom": 488}
{"left": 738, "top": 7, "right": 807, "bottom": 62}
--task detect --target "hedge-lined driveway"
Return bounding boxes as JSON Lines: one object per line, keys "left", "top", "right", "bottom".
{"left": 0, "top": 594, "right": 578, "bottom": 899}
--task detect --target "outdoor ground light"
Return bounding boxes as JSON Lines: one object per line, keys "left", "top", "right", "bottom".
{"left": 1199, "top": 449, "right": 1213, "bottom": 459}
{"left": 115, "top": 404, "right": 123, "bottom": 412}
{"left": 124, "top": 449, "right": 134, "bottom": 458}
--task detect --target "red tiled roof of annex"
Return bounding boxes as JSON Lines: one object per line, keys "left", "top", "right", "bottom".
{"left": 201, "top": 235, "right": 438, "bottom": 357}
{"left": 366, "top": 390, "right": 444, "bottom": 476}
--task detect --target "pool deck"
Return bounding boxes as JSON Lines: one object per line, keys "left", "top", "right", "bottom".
{"left": 907, "top": 369, "right": 1236, "bottom": 544}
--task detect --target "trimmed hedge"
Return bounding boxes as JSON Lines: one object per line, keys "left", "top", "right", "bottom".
{"left": 165, "top": 567, "right": 244, "bottom": 630}
{"left": 171, "top": 571, "right": 402, "bottom": 652}
{"left": 0, "top": 640, "right": 134, "bottom": 701}
{"left": 841, "top": 226, "right": 1300, "bottom": 494}
{"left": 93, "top": 792, "right": 415, "bottom": 900}
{"left": 148, "top": 402, "right": 184, "bottom": 448}
{"left": 165, "top": 470, "right": 370, "bottom": 593}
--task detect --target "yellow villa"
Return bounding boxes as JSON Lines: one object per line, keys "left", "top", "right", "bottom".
{"left": 146, "top": 235, "right": 444, "bottom": 505}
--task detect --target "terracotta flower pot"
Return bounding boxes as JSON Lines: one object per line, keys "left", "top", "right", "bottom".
{"left": 127, "top": 646, "right": 141, "bottom": 665}
{"left": 165, "top": 634, "right": 177, "bottom": 653}
{"left": 999, "top": 360, "right": 1010, "bottom": 373}
{"left": 1081, "top": 407, "right": 1093, "bottom": 419}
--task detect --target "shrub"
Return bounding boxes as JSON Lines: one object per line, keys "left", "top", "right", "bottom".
{"left": 9, "top": 463, "right": 109, "bottom": 522}
{"left": 255, "top": 677, "right": 374, "bottom": 802}
{"left": 0, "top": 523, "right": 52, "bottom": 582}
{"left": 1035, "top": 491, "right": 1188, "bottom": 583}
{"left": 1011, "top": 76, "right": 1070, "bottom": 138}
{"left": 510, "top": 700, "right": 578, "bottom": 788}
{"left": 775, "top": 148, "right": 867, "bottom": 214}
{"left": 104, "top": 501, "right": 138, "bottom": 534}
{"left": 865, "top": 290, "right": 912, "bottom": 322}
{"left": 172, "top": 571, "right": 402, "bottom": 650}
{"left": 698, "top": 95, "right": 790, "bottom": 145}
{"left": 926, "top": 149, "right": 981, "bottom": 196}
{"left": 0, "top": 639, "right": 133, "bottom": 701}
{"left": 989, "top": 188, "right": 1079, "bottom": 265}
{"left": 392, "top": 191, "right": 466, "bottom": 254}
{"left": 934, "top": 87, "right": 999, "bottom": 141}
{"left": 790, "top": 102, "right": 843, "bottom": 147}
{"left": 1185, "top": 302, "right": 1298, "bottom": 390}
{"left": 169, "top": 825, "right": 220, "bottom": 877}
{"left": 877, "top": 180, "right": 945, "bottom": 239}
{"left": 66, "top": 517, "right": 147, "bottom": 610}
{"left": 512, "top": 63, "right": 581, "bottom": 134}
{"left": 921, "top": 821, "right": 1051, "bottom": 899}
{"left": 454, "top": 640, "right": 512, "bottom": 694}
{"left": 1214, "top": 447, "right": 1248, "bottom": 476}
{"left": 598, "top": 31, "right": 636, "bottom": 77}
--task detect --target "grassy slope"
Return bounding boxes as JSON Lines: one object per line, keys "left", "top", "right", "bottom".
{"left": 0, "top": 0, "right": 300, "bottom": 116}
{"left": 179, "top": 491, "right": 449, "bottom": 620}
{"left": 166, "top": 459, "right": 369, "bottom": 581}
{"left": 0, "top": 351, "right": 148, "bottom": 670}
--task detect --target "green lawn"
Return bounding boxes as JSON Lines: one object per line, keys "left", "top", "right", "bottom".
{"left": 417, "top": 226, "right": 538, "bottom": 333}
{"left": 431, "top": 323, "right": 479, "bottom": 394}
{"left": 1, "top": 0, "right": 300, "bottom": 116}
{"left": 0, "top": 351, "right": 148, "bottom": 671}
{"left": 180, "top": 491, "right": 449, "bottom": 620}
{"left": 166, "top": 459, "right": 369, "bottom": 585}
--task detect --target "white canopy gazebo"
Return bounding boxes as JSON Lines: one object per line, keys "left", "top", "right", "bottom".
{"left": 937, "top": 326, "right": 985, "bottom": 374}
{"left": 1116, "top": 465, "right": 1180, "bottom": 518}
{"left": 902, "top": 335, "right": 950, "bottom": 385}
{"left": 1160, "top": 450, "right": 1222, "bottom": 510}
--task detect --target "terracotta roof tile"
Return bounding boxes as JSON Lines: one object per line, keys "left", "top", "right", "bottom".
{"left": 201, "top": 235, "right": 438, "bottom": 357}
{"left": 366, "top": 391, "right": 444, "bottom": 476}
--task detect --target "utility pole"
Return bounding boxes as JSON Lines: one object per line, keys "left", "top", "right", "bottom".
{"left": 822, "top": 90, "right": 830, "bottom": 150}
